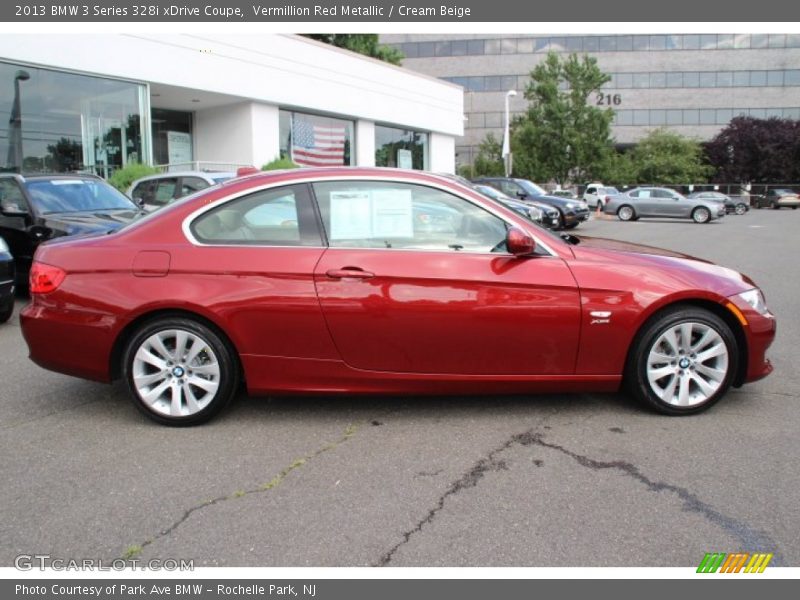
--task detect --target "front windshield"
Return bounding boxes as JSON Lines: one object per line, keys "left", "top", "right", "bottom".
{"left": 516, "top": 180, "right": 547, "bottom": 196}
{"left": 27, "top": 179, "right": 137, "bottom": 214}
{"left": 475, "top": 185, "right": 507, "bottom": 201}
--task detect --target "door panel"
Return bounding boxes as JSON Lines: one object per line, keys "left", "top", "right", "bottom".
{"left": 314, "top": 249, "right": 580, "bottom": 375}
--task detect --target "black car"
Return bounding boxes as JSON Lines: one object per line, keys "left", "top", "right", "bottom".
{"left": 688, "top": 191, "right": 749, "bottom": 215}
{"left": 0, "top": 235, "right": 15, "bottom": 323}
{"left": 0, "top": 174, "right": 144, "bottom": 284}
{"left": 472, "top": 183, "right": 561, "bottom": 229}
{"left": 472, "top": 177, "right": 591, "bottom": 229}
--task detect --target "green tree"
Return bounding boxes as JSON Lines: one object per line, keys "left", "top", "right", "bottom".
{"left": 511, "top": 52, "right": 613, "bottom": 184}
{"left": 629, "top": 129, "right": 712, "bottom": 184}
{"left": 472, "top": 133, "right": 505, "bottom": 177}
{"left": 303, "top": 34, "right": 404, "bottom": 65}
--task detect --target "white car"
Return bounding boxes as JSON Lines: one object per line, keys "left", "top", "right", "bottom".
{"left": 127, "top": 171, "right": 235, "bottom": 213}
{"left": 584, "top": 183, "right": 620, "bottom": 209}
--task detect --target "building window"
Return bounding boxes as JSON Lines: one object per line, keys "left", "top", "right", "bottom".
{"left": 0, "top": 61, "right": 148, "bottom": 177}
{"left": 374, "top": 125, "right": 428, "bottom": 170}
{"left": 279, "top": 110, "right": 354, "bottom": 167}
{"left": 151, "top": 108, "right": 192, "bottom": 166}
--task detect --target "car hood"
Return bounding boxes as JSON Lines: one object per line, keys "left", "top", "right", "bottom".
{"left": 570, "top": 236, "right": 757, "bottom": 294}
{"left": 41, "top": 209, "right": 144, "bottom": 238}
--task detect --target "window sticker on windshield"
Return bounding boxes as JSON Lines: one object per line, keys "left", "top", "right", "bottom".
{"left": 50, "top": 180, "right": 86, "bottom": 185}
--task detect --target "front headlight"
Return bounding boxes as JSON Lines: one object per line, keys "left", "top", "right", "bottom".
{"left": 565, "top": 202, "right": 576, "bottom": 210}
{"left": 528, "top": 207, "right": 543, "bottom": 221}
{"left": 0, "top": 236, "right": 8, "bottom": 253}
{"left": 737, "top": 289, "right": 769, "bottom": 315}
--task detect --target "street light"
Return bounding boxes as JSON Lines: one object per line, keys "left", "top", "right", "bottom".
{"left": 7, "top": 70, "right": 30, "bottom": 171}
{"left": 502, "top": 89, "right": 517, "bottom": 177}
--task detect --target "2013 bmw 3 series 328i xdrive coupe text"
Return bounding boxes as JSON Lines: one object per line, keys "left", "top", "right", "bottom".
{"left": 20, "top": 169, "right": 776, "bottom": 425}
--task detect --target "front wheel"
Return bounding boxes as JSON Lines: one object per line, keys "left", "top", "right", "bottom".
{"left": 122, "top": 317, "right": 239, "bottom": 426}
{"left": 626, "top": 307, "right": 737, "bottom": 415}
{"left": 735, "top": 203, "right": 747, "bottom": 215}
{"left": 692, "top": 207, "right": 711, "bottom": 223}
{"left": 617, "top": 205, "right": 635, "bottom": 221}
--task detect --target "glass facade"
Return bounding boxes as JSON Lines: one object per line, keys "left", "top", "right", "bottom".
{"left": 391, "top": 34, "right": 800, "bottom": 58}
{"left": 279, "top": 109, "right": 354, "bottom": 167}
{"left": 151, "top": 108, "right": 192, "bottom": 166}
{"left": 0, "top": 61, "right": 148, "bottom": 177}
{"left": 445, "top": 69, "right": 800, "bottom": 93}
{"left": 374, "top": 125, "right": 428, "bottom": 170}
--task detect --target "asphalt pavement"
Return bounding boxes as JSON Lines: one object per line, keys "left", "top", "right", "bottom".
{"left": 1, "top": 207, "right": 798, "bottom": 567}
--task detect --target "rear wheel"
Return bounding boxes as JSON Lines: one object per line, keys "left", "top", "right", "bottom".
{"left": 735, "top": 203, "right": 747, "bottom": 215}
{"left": 692, "top": 207, "right": 711, "bottom": 223}
{"left": 122, "top": 317, "right": 239, "bottom": 426}
{"left": 617, "top": 205, "right": 635, "bottom": 221}
{"left": 626, "top": 306, "right": 737, "bottom": 415}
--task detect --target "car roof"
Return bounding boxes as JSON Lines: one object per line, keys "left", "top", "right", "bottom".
{"left": 0, "top": 172, "right": 102, "bottom": 182}
{"left": 133, "top": 171, "right": 236, "bottom": 183}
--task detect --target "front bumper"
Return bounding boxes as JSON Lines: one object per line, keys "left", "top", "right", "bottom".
{"left": 727, "top": 295, "right": 776, "bottom": 384}
{"left": 564, "top": 207, "right": 591, "bottom": 225}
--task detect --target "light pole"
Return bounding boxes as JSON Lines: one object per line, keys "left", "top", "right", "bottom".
{"left": 7, "top": 70, "right": 30, "bottom": 171}
{"left": 502, "top": 89, "right": 517, "bottom": 177}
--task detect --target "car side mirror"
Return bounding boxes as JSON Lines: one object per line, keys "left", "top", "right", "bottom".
{"left": 506, "top": 227, "right": 535, "bottom": 256}
{"left": 0, "top": 201, "right": 27, "bottom": 216}
{"left": 516, "top": 191, "right": 527, "bottom": 199}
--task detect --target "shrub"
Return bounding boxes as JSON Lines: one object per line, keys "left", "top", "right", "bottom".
{"left": 261, "top": 157, "right": 300, "bottom": 171}
{"left": 108, "top": 163, "right": 161, "bottom": 193}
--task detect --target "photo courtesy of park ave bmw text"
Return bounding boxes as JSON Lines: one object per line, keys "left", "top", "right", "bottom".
{"left": 0, "top": 0, "right": 799, "bottom": 596}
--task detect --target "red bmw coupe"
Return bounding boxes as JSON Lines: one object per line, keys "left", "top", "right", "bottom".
{"left": 20, "top": 168, "right": 775, "bottom": 425}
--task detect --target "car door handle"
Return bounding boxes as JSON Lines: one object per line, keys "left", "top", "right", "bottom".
{"left": 326, "top": 267, "right": 375, "bottom": 280}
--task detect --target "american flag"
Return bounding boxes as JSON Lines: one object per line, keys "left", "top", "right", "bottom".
{"left": 291, "top": 119, "right": 347, "bottom": 167}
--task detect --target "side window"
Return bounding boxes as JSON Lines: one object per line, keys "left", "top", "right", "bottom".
{"left": 653, "top": 189, "right": 672, "bottom": 199}
{"left": 312, "top": 181, "right": 509, "bottom": 253}
{"left": 190, "top": 184, "right": 321, "bottom": 246}
{"left": 586, "top": 187, "right": 597, "bottom": 195}
{"left": 0, "top": 179, "right": 27, "bottom": 211}
{"left": 154, "top": 178, "right": 179, "bottom": 205}
{"left": 131, "top": 180, "right": 154, "bottom": 204}
{"left": 637, "top": 190, "right": 652, "bottom": 198}
{"left": 181, "top": 177, "right": 210, "bottom": 196}
{"left": 629, "top": 190, "right": 640, "bottom": 198}
{"left": 498, "top": 180, "right": 522, "bottom": 197}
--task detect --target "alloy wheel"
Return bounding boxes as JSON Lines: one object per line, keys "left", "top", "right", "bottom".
{"left": 646, "top": 322, "right": 729, "bottom": 407}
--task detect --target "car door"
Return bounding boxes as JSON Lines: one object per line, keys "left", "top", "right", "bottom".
{"left": 311, "top": 179, "right": 581, "bottom": 375}
{"left": 0, "top": 177, "right": 35, "bottom": 271}
{"left": 631, "top": 188, "right": 658, "bottom": 216}
{"left": 653, "top": 189, "right": 683, "bottom": 217}
{"left": 585, "top": 186, "right": 598, "bottom": 206}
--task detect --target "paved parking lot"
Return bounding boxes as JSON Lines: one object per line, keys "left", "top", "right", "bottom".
{"left": 1, "top": 208, "right": 798, "bottom": 568}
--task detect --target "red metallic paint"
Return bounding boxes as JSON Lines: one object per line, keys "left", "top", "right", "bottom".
{"left": 20, "top": 168, "right": 775, "bottom": 400}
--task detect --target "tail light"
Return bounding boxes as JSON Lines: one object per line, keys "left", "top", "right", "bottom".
{"left": 236, "top": 166, "right": 259, "bottom": 177}
{"left": 29, "top": 262, "right": 66, "bottom": 294}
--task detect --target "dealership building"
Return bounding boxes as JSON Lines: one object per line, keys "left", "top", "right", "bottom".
{"left": 0, "top": 34, "right": 463, "bottom": 177}
{"left": 381, "top": 33, "right": 800, "bottom": 168}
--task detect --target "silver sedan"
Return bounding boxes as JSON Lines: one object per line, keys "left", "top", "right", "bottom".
{"left": 604, "top": 187, "right": 726, "bottom": 224}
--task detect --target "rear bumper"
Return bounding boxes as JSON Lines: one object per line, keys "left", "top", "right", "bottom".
{"left": 20, "top": 301, "right": 116, "bottom": 383}
{"left": 777, "top": 199, "right": 800, "bottom": 207}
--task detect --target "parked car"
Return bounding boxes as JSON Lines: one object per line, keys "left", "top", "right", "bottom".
{"left": 0, "top": 173, "right": 144, "bottom": 283}
{"left": 550, "top": 189, "right": 578, "bottom": 200}
{"left": 472, "top": 177, "right": 590, "bottom": 229}
{"left": 128, "top": 171, "right": 236, "bottom": 212}
{"left": 604, "top": 187, "right": 726, "bottom": 223}
{"left": 20, "top": 168, "right": 775, "bottom": 425}
{"left": 583, "top": 183, "right": 621, "bottom": 209}
{"left": 473, "top": 184, "right": 560, "bottom": 229}
{"left": 753, "top": 189, "right": 800, "bottom": 210}
{"left": 0, "top": 235, "right": 15, "bottom": 323}
{"left": 688, "top": 191, "right": 749, "bottom": 215}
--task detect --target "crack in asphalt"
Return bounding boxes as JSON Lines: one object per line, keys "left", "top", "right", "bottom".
{"left": 516, "top": 431, "right": 784, "bottom": 566}
{"left": 119, "top": 422, "right": 361, "bottom": 560}
{"left": 377, "top": 428, "right": 782, "bottom": 566}
{"left": 375, "top": 434, "right": 514, "bottom": 566}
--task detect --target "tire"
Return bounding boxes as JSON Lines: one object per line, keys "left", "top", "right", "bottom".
{"left": 735, "top": 203, "right": 747, "bottom": 215}
{"left": 772, "top": 202, "right": 780, "bottom": 210}
{"left": 625, "top": 306, "right": 738, "bottom": 415}
{"left": 692, "top": 207, "right": 711, "bottom": 224}
{"left": 122, "top": 317, "right": 239, "bottom": 426}
{"left": 596, "top": 199, "right": 604, "bottom": 210}
{"left": 565, "top": 222, "right": 579, "bottom": 229}
{"left": 0, "top": 300, "right": 13, "bottom": 324}
{"left": 792, "top": 206, "right": 797, "bottom": 210}
{"left": 617, "top": 205, "right": 635, "bottom": 221}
